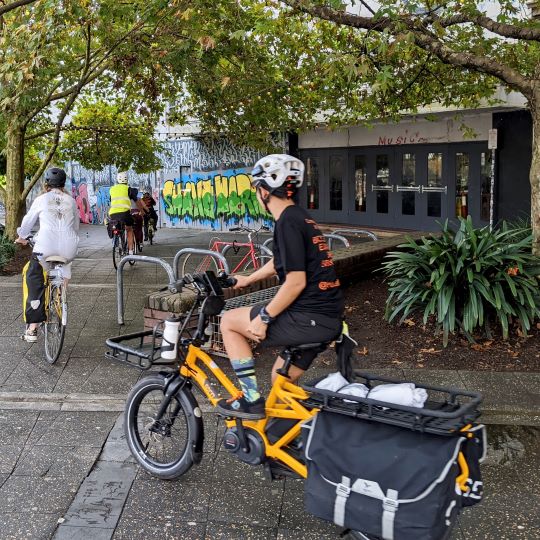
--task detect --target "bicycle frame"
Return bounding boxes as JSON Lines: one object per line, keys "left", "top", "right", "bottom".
{"left": 179, "top": 344, "right": 316, "bottom": 478}
{"left": 210, "top": 239, "right": 259, "bottom": 272}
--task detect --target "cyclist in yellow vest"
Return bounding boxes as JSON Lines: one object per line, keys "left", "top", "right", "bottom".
{"left": 109, "top": 172, "right": 138, "bottom": 253}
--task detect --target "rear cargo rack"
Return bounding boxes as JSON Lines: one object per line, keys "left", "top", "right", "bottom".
{"left": 301, "top": 370, "right": 482, "bottom": 436}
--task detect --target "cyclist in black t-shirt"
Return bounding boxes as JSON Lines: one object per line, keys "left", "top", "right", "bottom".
{"left": 217, "top": 154, "right": 344, "bottom": 420}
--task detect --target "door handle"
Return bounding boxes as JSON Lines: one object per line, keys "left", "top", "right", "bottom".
{"left": 421, "top": 186, "right": 447, "bottom": 194}
{"left": 396, "top": 186, "right": 421, "bottom": 193}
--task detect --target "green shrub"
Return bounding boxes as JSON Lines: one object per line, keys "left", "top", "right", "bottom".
{"left": 382, "top": 217, "right": 540, "bottom": 346}
{"left": 0, "top": 234, "right": 16, "bottom": 271}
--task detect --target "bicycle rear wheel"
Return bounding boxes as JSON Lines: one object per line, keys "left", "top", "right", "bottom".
{"left": 112, "top": 235, "right": 124, "bottom": 270}
{"left": 148, "top": 219, "right": 155, "bottom": 245}
{"left": 124, "top": 375, "right": 198, "bottom": 479}
{"left": 243, "top": 254, "right": 272, "bottom": 272}
{"left": 44, "top": 283, "right": 66, "bottom": 364}
{"left": 181, "top": 252, "right": 220, "bottom": 277}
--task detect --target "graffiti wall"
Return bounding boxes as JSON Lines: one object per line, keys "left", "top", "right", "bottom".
{"left": 161, "top": 168, "right": 270, "bottom": 228}
{"left": 66, "top": 135, "right": 287, "bottom": 229}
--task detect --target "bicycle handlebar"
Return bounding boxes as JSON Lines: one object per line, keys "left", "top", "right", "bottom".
{"left": 229, "top": 224, "right": 271, "bottom": 234}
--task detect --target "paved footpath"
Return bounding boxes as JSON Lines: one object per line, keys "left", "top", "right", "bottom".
{"left": 0, "top": 224, "right": 539, "bottom": 539}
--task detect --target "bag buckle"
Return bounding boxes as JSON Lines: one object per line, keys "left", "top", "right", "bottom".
{"left": 383, "top": 497, "right": 399, "bottom": 512}
{"left": 336, "top": 483, "right": 351, "bottom": 497}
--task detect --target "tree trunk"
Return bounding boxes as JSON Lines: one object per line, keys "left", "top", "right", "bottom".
{"left": 531, "top": 96, "right": 540, "bottom": 256}
{"left": 4, "top": 123, "right": 26, "bottom": 240}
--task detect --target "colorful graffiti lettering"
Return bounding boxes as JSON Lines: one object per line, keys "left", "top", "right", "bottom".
{"left": 161, "top": 169, "right": 269, "bottom": 227}
{"left": 72, "top": 180, "right": 93, "bottom": 224}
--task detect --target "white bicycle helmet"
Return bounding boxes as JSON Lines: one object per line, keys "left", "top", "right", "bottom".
{"left": 117, "top": 171, "right": 128, "bottom": 184}
{"left": 251, "top": 154, "right": 304, "bottom": 191}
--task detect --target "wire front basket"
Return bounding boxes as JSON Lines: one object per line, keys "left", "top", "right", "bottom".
{"left": 105, "top": 322, "right": 175, "bottom": 370}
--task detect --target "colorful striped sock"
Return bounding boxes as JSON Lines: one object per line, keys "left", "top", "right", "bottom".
{"left": 231, "top": 357, "right": 261, "bottom": 403}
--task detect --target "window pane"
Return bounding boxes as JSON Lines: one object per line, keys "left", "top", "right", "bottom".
{"left": 376, "top": 154, "right": 389, "bottom": 214}
{"left": 402, "top": 153, "right": 415, "bottom": 216}
{"left": 480, "top": 152, "right": 493, "bottom": 221}
{"left": 329, "top": 155, "right": 343, "bottom": 211}
{"left": 455, "top": 153, "right": 469, "bottom": 218}
{"left": 427, "top": 152, "right": 442, "bottom": 217}
{"left": 354, "top": 155, "right": 367, "bottom": 212}
{"left": 306, "top": 157, "right": 320, "bottom": 210}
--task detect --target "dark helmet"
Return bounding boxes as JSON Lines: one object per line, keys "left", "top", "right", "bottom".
{"left": 44, "top": 167, "right": 67, "bottom": 188}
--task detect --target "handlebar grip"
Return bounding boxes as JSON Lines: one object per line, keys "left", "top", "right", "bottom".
{"left": 217, "top": 271, "right": 237, "bottom": 288}
{"left": 261, "top": 226, "right": 270, "bottom": 231}
{"left": 229, "top": 227, "right": 242, "bottom": 232}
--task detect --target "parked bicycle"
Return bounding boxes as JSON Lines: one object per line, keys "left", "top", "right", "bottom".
{"left": 26, "top": 237, "right": 68, "bottom": 364}
{"left": 105, "top": 270, "right": 483, "bottom": 540}
{"left": 181, "top": 224, "right": 272, "bottom": 276}
{"left": 109, "top": 220, "right": 139, "bottom": 270}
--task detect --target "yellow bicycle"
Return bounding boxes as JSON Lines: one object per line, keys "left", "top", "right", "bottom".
{"left": 105, "top": 271, "right": 482, "bottom": 540}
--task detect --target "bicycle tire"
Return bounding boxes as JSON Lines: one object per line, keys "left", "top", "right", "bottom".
{"left": 44, "top": 283, "right": 66, "bottom": 364}
{"left": 112, "top": 236, "right": 122, "bottom": 270}
{"left": 181, "top": 252, "right": 220, "bottom": 277}
{"left": 243, "top": 254, "right": 272, "bottom": 272}
{"left": 148, "top": 220, "right": 155, "bottom": 245}
{"left": 124, "top": 375, "right": 198, "bottom": 479}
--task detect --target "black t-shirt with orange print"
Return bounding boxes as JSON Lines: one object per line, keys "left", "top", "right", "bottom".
{"left": 272, "top": 205, "right": 344, "bottom": 317}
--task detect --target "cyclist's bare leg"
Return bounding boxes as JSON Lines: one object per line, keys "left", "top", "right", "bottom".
{"left": 220, "top": 307, "right": 254, "bottom": 359}
{"left": 271, "top": 357, "right": 304, "bottom": 384}
{"left": 126, "top": 226, "right": 135, "bottom": 251}
{"left": 220, "top": 307, "right": 262, "bottom": 404}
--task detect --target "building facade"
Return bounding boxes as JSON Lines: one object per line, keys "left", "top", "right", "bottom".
{"left": 296, "top": 107, "right": 532, "bottom": 231}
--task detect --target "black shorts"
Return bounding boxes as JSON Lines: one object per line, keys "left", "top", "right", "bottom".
{"left": 110, "top": 211, "right": 134, "bottom": 227}
{"left": 249, "top": 303, "right": 342, "bottom": 370}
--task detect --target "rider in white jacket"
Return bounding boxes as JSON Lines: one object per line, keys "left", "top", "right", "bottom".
{"left": 15, "top": 168, "right": 79, "bottom": 342}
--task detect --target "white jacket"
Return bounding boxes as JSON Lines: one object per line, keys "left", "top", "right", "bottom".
{"left": 17, "top": 189, "right": 80, "bottom": 266}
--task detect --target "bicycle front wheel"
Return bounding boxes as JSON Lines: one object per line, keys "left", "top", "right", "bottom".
{"left": 44, "top": 283, "right": 66, "bottom": 364}
{"left": 124, "top": 375, "right": 199, "bottom": 479}
{"left": 181, "top": 252, "right": 220, "bottom": 277}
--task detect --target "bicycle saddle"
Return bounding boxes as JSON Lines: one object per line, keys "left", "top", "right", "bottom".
{"left": 45, "top": 255, "right": 68, "bottom": 264}
{"left": 288, "top": 342, "right": 328, "bottom": 351}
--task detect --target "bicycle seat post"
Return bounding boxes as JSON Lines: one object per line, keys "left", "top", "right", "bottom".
{"left": 276, "top": 347, "right": 294, "bottom": 378}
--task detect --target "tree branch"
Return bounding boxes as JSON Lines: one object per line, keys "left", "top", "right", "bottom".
{"left": 0, "top": 0, "right": 37, "bottom": 17}
{"left": 279, "top": 0, "right": 534, "bottom": 97}
{"left": 437, "top": 13, "right": 540, "bottom": 42}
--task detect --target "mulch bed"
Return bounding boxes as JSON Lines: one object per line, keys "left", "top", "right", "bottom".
{"left": 344, "top": 275, "right": 540, "bottom": 372}
{"left": 0, "top": 244, "right": 32, "bottom": 276}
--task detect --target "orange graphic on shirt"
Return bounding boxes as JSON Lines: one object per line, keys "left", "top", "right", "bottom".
{"left": 319, "top": 279, "right": 340, "bottom": 290}
{"left": 321, "top": 259, "right": 334, "bottom": 268}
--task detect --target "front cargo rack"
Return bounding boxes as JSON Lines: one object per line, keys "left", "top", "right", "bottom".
{"left": 301, "top": 370, "right": 482, "bottom": 436}
{"left": 105, "top": 323, "right": 173, "bottom": 370}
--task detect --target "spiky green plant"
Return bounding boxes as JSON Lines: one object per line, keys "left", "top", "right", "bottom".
{"left": 0, "top": 234, "right": 16, "bottom": 271}
{"left": 382, "top": 218, "right": 540, "bottom": 346}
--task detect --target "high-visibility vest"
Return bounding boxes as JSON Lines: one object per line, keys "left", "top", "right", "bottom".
{"left": 109, "top": 184, "right": 131, "bottom": 215}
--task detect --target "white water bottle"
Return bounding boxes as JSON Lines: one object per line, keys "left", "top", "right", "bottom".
{"left": 161, "top": 317, "right": 181, "bottom": 360}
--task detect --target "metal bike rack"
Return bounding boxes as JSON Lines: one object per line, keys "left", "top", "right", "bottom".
{"left": 117, "top": 255, "right": 180, "bottom": 325}
{"left": 331, "top": 228, "right": 379, "bottom": 241}
{"left": 324, "top": 233, "right": 350, "bottom": 250}
{"left": 173, "top": 248, "right": 230, "bottom": 281}
{"left": 262, "top": 237, "right": 274, "bottom": 252}
{"left": 264, "top": 233, "right": 350, "bottom": 251}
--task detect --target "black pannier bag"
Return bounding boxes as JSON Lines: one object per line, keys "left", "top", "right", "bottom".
{"left": 460, "top": 424, "right": 486, "bottom": 507}
{"left": 303, "top": 412, "right": 473, "bottom": 540}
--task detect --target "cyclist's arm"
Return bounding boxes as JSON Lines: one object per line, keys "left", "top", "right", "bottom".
{"left": 264, "top": 271, "right": 306, "bottom": 318}
{"left": 16, "top": 198, "right": 41, "bottom": 240}
{"left": 237, "top": 257, "right": 276, "bottom": 286}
